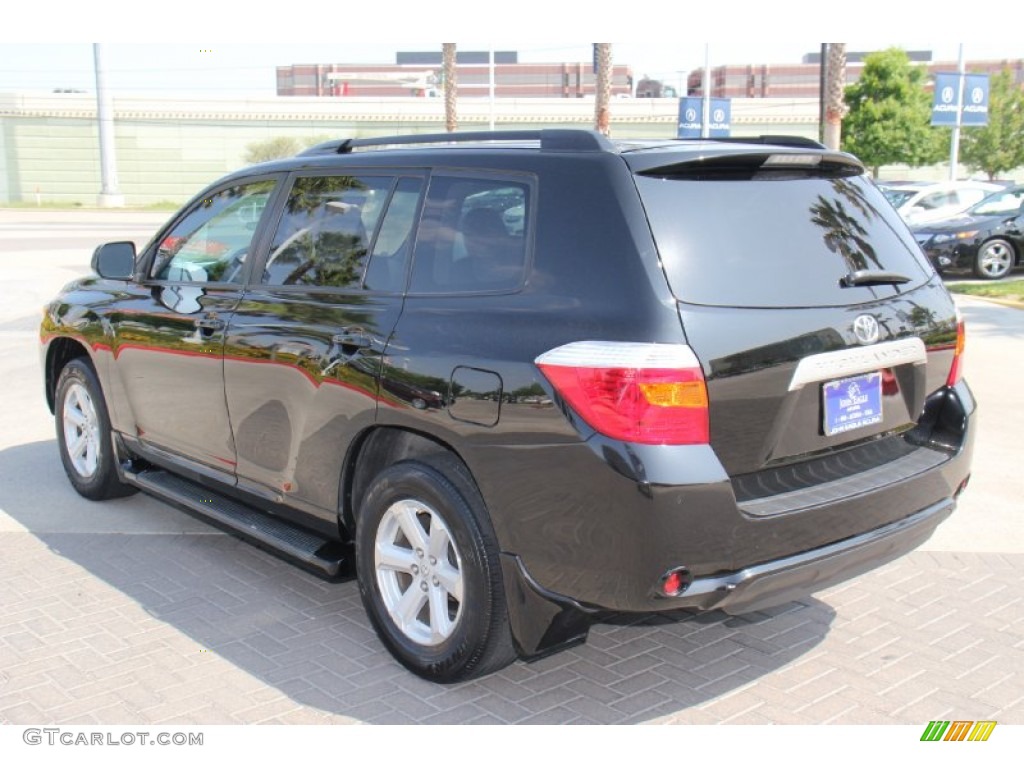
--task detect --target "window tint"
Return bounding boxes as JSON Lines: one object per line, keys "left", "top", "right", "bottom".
{"left": 635, "top": 174, "right": 932, "bottom": 308}
{"left": 263, "top": 175, "right": 391, "bottom": 289}
{"left": 363, "top": 177, "right": 424, "bottom": 292}
{"left": 409, "top": 176, "right": 529, "bottom": 294}
{"left": 150, "top": 180, "right": 275, "bottom": 283}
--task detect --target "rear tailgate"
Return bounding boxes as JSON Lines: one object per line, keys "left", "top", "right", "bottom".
{"left": 629, "top": 147, "right": 963, "bottom": 500}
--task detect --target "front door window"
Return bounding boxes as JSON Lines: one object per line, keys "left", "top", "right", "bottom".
{"left": 151, "top": 180, "right": 276, "bottom": 284}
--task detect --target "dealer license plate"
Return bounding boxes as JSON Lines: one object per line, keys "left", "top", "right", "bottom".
{"left": 822, "top": 372, "right": 883, "bottom": 437}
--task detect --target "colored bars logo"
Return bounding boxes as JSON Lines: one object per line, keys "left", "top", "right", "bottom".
{"left": 920, "top": 721, "right": 997, "bottom": 742}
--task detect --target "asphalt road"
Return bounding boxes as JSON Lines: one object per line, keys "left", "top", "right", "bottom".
{"left": 1, "top": 209, "right": 1021, "bottom": 728}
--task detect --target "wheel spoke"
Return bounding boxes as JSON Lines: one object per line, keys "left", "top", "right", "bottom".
{"left": 394, "top": 580, "right": 428, "bottom": 630}
{"left": 69, "top": 431, "right": 89, "bottom": 460}
{"left": 435, "top": 562, "right": 463, "bottom": 602}
{"left": 79, "top": 394, "right": 98, "bottom": 424}
{"left": 376, "top": 541, "right": 417, "bottom": 573}
{"left": 64, "top": 405, "right": 87, "bottom": 428}
{"left": 395, "top": 503, "right": 430, "bottom": 553}
{"left": 428, "top": 584, "right": 454, "bottom": 642}
{"left": 82, "top": 440, "right": 97, "bottom": 474}
{"left": 427, "top": 521, "right": 452, "bottom": 562}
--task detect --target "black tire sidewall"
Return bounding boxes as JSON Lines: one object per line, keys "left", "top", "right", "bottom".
{"left": 54, "top": 359, "right": 126, "bottom": 500}
{"left": 355, "top": 460, "right": 501, "bottom": 683}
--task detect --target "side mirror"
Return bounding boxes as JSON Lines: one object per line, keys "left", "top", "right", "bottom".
{"left": 91, "top": 242, "right": 136, "bottom": 280}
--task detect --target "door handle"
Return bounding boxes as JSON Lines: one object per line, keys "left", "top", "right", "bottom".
{"left": 322, "top": 328, "right": 373, "bottom": 376}
{"left": 194, "top": 315, "right": 225, "bottom": 334}
{"left": 331, "top": 329, "right": 372, "bottom": 352}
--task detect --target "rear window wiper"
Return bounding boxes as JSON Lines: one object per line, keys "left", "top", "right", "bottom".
{"left": 840, "top": 269, "right": 912, "bottom": 288}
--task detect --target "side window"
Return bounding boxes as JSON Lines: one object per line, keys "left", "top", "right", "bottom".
{"left": 408, "top": 176, "right": 530, "bottom": 294}
{"left": 263, "top": 175, "right": 391, "bottom": 289}
{"left": 363, "top": 177, "right": 424, "bottom": 292}
{"left": 918, "top": 191, "right": 955, "bottom": 211}
{"left": 150, "top": 180, "right": 276, "bottom": 283}
{"left": 957, "top": 190, "right": 986, "bottom": 207}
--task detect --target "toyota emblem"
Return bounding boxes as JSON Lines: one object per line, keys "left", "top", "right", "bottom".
{"left": 853, "top": 314, "right": 880, "bottom": 345}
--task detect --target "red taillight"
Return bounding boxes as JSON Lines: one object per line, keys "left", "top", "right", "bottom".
{"left": 536, "top": 342, "right": 709, "bottom": 445}
{"left": 946, "top": 313, "right": 966, "bottom": 387}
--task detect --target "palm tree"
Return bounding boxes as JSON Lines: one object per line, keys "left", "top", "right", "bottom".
{"left": 443, "top": 43, "right": 457, "bottom": 133}
{"left": 824, "top": 43, "right": 847, "bottom": 150}
{"left": 594, "top": 44, "right": 612, "bottom": 136}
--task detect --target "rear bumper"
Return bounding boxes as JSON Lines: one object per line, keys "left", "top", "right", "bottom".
{"left": 664, "top": 497, "right": 955, "bottom": 614}
{"left": 493, "top": 380, "right": 975, "bottom": 615}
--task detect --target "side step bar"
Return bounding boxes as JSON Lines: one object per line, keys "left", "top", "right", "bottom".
{"left": 125, "top": 468, "right": 350, "bottom": 580}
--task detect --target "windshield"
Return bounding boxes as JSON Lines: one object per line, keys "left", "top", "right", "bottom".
{"left": 882, "top": 188, "right": 918, "bottom": 208}
{"left": 634, "top": 173, "right": 933, "bottom": 308}
{"left": 971, "top": 188, "right": 1024, "bottom": 217}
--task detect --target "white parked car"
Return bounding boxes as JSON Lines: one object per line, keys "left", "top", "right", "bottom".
{"left": 881, "top": 181, "right": 1004, "bottom": 226}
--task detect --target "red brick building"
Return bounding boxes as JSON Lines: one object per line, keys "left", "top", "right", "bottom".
{"left": 687, "top": 51, "right": 1024, "bottom": 98}
{"left": 277, "top": 51, "right": 634, "bottom": 99}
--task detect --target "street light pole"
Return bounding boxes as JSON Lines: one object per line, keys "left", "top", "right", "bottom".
{"left": 93, "top": 44, "right": 123, "bottom": 208}
{"left": 949, "top": 44, "right": 966, "bottom": 181}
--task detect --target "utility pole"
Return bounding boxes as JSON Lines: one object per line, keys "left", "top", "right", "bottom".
{"left": 488, "top": 49, "right": 496, "bottom": 131}
{"left": 442, "top": 43, "right": 457, "bottom": 133}
{"left": 594, "top": 43, "right": 612, "bottom": 136}
{"left": 93, "top": 44, "right": 123, "bottom": 207}
{"left": 949, "top": 44, "right": 966, "bottom": 181}
{"left": 823, "top": 43, "right": 847, "bottom": 150}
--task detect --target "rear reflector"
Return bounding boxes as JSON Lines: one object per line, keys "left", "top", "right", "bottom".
{"left": 659, "top": 567, "right": 693, "bottom": 597}
{"left": 535, "top": 342, "right": 709, "bottom": 445}
{"left": 946, "top": 312, "right": 966, "bottom": 387}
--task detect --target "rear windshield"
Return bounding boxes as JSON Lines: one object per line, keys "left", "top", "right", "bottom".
{"left": 634, "top": 172, "right": 932, "bottom": 308}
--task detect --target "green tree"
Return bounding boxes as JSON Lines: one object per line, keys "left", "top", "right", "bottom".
{"left": 960, "top": 69, "right": 1024, "bottom": 180}
{"left": 243, "top": 135, "right": 335, "bottom": 165}
{"left": 842, "top": 48, "right": 944, "bottom": 176}
{"left": 244, "top": 136, "right": 302, "bottom": 164}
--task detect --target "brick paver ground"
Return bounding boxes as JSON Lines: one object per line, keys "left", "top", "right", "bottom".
{"left": 1, "top": 524, "right": 1020, "bottom": 725}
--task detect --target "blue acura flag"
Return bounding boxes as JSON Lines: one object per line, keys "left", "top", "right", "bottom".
{"left": 932, "top": 72, "right": 989, "bottom": 126}
{"left": 677, "top": 97, "right": 731, "bottom": 138}
{"left": 961, "top": 74, "right": 990, "bottom": 126}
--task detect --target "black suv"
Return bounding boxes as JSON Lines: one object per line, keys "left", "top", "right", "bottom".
{"left": 41, "top": 130, "right": 975, "bottom": 682}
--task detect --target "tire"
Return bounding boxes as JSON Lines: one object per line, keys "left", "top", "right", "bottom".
{"left": 973, "top": 238, "right": 1016, "bottom": 280}
{"left": 355, "top": 456, "right": 516, "bottom": 683}
{"left": 54, "top": 359, "right": 137, "bottom": 500}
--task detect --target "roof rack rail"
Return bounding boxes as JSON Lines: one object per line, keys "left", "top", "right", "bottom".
{"left": 687, "top": 135, "right": 828, "bottom": 150}
{"left": 297, "top": 129, "right": 616, "bottom": 157}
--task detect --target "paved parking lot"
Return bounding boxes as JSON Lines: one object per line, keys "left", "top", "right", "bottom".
{"left": 1, "top": 210, "right": 1022, "bottom": 725}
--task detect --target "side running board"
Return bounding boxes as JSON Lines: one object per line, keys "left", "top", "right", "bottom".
{"left": 126, "top": 468, "right": 350, "bottom": 580}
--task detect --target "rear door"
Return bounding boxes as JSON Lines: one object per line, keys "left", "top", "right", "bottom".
{"left": 224, "top": 170, "right": 425, "bottom": 529}
{"left": 628, "top": 149, "right": 958, "bottom": 477}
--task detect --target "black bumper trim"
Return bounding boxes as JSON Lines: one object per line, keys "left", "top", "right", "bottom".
{"left": 737, "top": 445, "right": 949, "bottom": 517}
{"left": 671, "top": 497, "right": 955, "bottom": 614}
